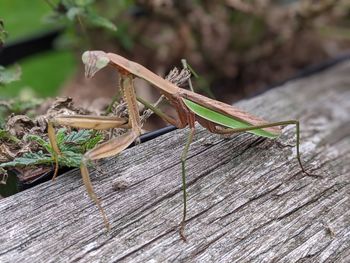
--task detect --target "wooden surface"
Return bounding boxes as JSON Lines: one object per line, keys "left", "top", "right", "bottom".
{"left": 0, "top": 61, "right": 349, "bottom": 263}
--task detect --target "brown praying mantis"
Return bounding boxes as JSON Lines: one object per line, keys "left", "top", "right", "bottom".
{"left": 48, "top": 51, "right": 315, "bottom": 241}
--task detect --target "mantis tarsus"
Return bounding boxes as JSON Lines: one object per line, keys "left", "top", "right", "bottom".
{"left": 48, "top": 50, "right": 316, "bottom": 241}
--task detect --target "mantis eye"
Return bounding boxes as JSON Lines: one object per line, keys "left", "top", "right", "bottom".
{"left": 82, "top": 51, "right": 110, "bottom": 78}
{"left": 81, "top": 51, "right": 90, "bottom": 64}
{"left": 96, "top": 56, "right": 110, "bottom": 69}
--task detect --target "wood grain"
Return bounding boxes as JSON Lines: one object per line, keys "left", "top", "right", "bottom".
{"left": 0, "top": 61, "right": 349, "bottom": 263}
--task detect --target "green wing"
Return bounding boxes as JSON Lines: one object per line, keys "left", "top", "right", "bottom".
{"left": 182, "top": 98, "right": 278, "bottom": 138}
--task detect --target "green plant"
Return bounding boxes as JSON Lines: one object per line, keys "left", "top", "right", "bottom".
{"left": 0, "top": 65, "right": 21, "bottom": 86}
{"left": 0, "top": 128, "right": 103, "bottom": 173}
{"left": 45, "top": 0, "right": 117, "bottom": 32}
{"left": 0, "top": 20, "right": 21, "bottom": 87}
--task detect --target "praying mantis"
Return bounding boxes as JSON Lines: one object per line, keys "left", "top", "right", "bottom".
{"left": 48, "top": 51, "right": 315, "bottom": 241}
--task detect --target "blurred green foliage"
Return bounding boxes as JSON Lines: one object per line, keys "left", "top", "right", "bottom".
{"left": 0, "top": 1, "right": 51, "bottom": 41}
{"left": 1, "top": 0, "right": 349, "bottom": 103}
{"left": 45, "top": 0, "right": 117, "bottom": 31}
{"left": 0, "top": 65, "right": 21, "bottom": 86}
{"left": 0, "top": 0, "right": 76, "bottom": 98}
{"left": 1, "top": 52, "right": 75, "bottom": 98}
{"left": 0, "top": 18, "right": 22, "bottom": 87}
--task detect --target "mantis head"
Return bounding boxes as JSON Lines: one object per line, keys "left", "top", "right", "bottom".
{"left": 82, "top": 51, "right": 110, "bottom": 78}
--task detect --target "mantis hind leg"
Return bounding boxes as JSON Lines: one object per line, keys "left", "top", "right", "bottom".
{"left": 179, "top": 127, "right": 195, "bottom": 242}
{"left": 80, "top": 74, "right": 142, "bottom": 230}
{"left": 210, "top": 120, "right": 318, "bottom": 177}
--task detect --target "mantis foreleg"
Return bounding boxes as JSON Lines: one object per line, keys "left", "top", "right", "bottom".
{"left": 48, "top": 74, "right": 142, "bottom": 230}
{"left": 80, "top": 74, "right": 142, "bottom": 229}
{"left": 48, "top": 115, "right": 129, "bottom": 179}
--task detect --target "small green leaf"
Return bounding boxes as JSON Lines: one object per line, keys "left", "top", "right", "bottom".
{"left": 64, "top": 129, "right": 91, "bottom": 144}
{"left": 85, "top": 133, "right": 103, "bottom": 150}
{"left": 0, "top": 151, "right": 52, "bottom": 168}
{"left": 85, "top": 12, "right": 117, "bottom": 31}
{"left": 56, "top": 128, "right": 67, "bottom": 145}
{"left": 66, "top": 7, "right": 84, "bottom": 20}
{"left": 26, "top": 134, "right": 51, "bottom": 153}
{"left": 59, "top": 150, "right": 82, "bottom": 167}
{"left": 0, "top": 65, "right": 21, "bottom": 86}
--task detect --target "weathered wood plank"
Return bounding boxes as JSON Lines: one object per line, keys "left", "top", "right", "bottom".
{"left": 0, "top": 61, "right": 349, "bottom": 263}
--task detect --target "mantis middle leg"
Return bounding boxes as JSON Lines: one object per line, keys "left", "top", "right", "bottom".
{"left": 137, "top": 96, "right": 197, "bottom": 240}
{"left": 179, "top": 127, "right": 195, "bottom": 241}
